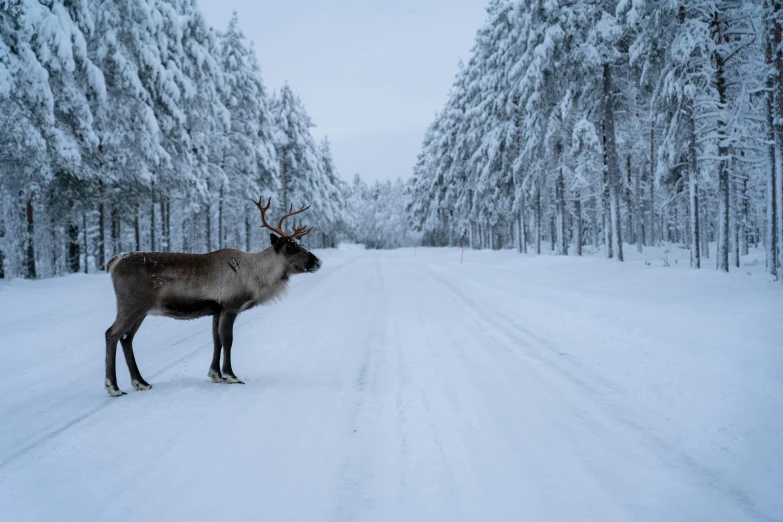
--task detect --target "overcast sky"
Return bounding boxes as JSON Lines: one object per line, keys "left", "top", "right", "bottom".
{"left": 197, "top": 0, "right": 487, "bottom": 184}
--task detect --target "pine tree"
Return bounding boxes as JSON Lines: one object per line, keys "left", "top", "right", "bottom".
{"left": 271, "top": 84, "right": 319, "bottom": 219}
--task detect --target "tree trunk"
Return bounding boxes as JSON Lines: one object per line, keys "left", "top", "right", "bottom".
{"left": 67, "top": 221, "right": 80, "bottom": 273}
{"left": 116, "top": 207, "right": 122, "bottom": 254}
{"left": 591, "top": 194, "right": 599, "bottom": 251}
{"left": 160, "top": 199, "right": 168, "bottom": 252}
{"left": 167, "top": 200, "right": 171, "bottom": 251}
{"left": 82, "top": 212, "right": 88, "bottom": 274}
{"left": 734, "top": 194, "right": 740, "bottom": 268}
{"left": 245, "top": 205, "right": 252, "bottom": 252}
{"left": 740, "top": 176, "right": 749, "bottom": 256}
{"left": 508, "top": 220, "right": 514, "bottom": 250}
{"left": 150, "top": 181, "right": 156, "bottom": 251}
{"left": 206, "top": 200, "right": 212, "bottom": 252}
{"left": 24, "top": 198, "right": 36, "bottom": 278}
{"left": 282, "top": 156, "right": 289, "bottom": 213}
{"left": 523, "top": 212, "right": 528, "bottom": 254}
{"left": 689, "top": 174, "right": 700, "bottom": 269}
{"left": 556, "top": 163, "right": 567, "bottom": 255}
{"left": 520, "top": 193, "right": 528, "bottom": 253}
{"left": 602, "top": 146, "right": 613, "bottom": 258}
{"left": 134, "top": 206, "right": 140, "bottom": 252}
{"left": 688, "top": 107, "right": 701, "bottom": 270}
{"left": 218, "top": 184, "right": 224, "bottom": 249}
{"left": 575, "top": 191, "right": 583, "bottom": 256}
{"left": 714, "top": 208, "right": 721, "bottom": 270}
{"left": 648, "top": 120, "right": 656, "bottom": 246}
{"left": 49, "top": 217, "right": 57, "bottom": 277}
{"left": 626, "top": 155, "right": 634, "bottom": 244}
{"left": 635, "top": 161, "right": 643, "bottom": 253}
{"left": 777, "top": 144, "right": 783, "bottom": 278}
{"left": 161, "top": 196, "right": 171, "bottom": 252}
{"left": 701, "top": 188, "right": 710, "bottom": 260}
{"left": 773, "top": 0, "right": 783, "bottom": 280}
{"left": 98, "top": 179, "right": 105, "bottom": 270}
{"left": 0, "top": 213, "right": 4, "bottom": 278}
{"left": 535, "top": 185, "right": 542, "bottom": 254}
{"left": 602, "top": 63, "right": 623, "bottom": 261}
{"left": 662, "top": 202, "right": 668, "bottom": 243}
{"left": 111, "top": 206, "right": 118, "bottom": 256}
{"left": 713, "top": 12, "right": 730, "bottom": 272}
{"left": 183, "top": 210, "right": 190, "bottom": 253}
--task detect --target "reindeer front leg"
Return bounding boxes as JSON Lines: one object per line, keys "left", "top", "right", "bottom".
{"left": 208, "top": 313, "right": 223, "bottom": 383}
{"left": 121, "top": 315, "right": 151, "bottom": 391}
{"left": 219, "top": 311, "right": 243, "bottom": 384}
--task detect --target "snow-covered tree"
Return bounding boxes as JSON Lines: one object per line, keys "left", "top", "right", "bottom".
{"left": 217, "top": 12, "right": 277, "bottom": 250}
{"left": 271, "top": 84, "right": 319, "bottom": 218}
{"left": 0, "top": 2, "right": 348, "bottom": 279}
{"left": 408, "top": 0, "right": 777, "bottom": 278}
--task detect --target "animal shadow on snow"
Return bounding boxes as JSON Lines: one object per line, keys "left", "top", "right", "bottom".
{"left": 123, "top": 371, "right": 340, "bottom": 396}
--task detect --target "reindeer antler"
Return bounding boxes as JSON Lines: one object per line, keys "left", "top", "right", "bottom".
{"left": 252, "top": 197, "right": 313, "bottom": 239}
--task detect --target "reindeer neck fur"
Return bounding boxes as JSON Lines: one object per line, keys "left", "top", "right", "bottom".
{"left": 243, "top": 247, "right": 290, "bottom": 305}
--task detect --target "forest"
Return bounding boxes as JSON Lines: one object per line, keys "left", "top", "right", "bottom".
{"left": 3, "top": 1, "right": 783, "bottom": 281}
{"left": 407, "top": 0, "right": 783, "bottom": 279}
{"left": 0, "top": 0, "right": 414, "bottom": 279}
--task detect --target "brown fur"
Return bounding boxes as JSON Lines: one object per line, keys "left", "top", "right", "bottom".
{"left": 103, "top": 236, "right": 321, "bottom": 396}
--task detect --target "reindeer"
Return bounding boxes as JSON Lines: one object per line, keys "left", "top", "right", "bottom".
{"left": 103, "top": 197, "right": 322, "bottom": 397}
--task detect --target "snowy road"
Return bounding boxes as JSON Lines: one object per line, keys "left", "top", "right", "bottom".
{"left": 1, "top": 246, "right": 781, "bottom": 521}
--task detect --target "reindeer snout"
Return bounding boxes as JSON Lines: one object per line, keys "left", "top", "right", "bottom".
{"left": 307, "top": 254, "right": 322, "bottom": 273}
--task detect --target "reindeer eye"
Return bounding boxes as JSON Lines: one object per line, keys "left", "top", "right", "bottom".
{"left": 285, "top": 243, "right": 297, "bottom": 255}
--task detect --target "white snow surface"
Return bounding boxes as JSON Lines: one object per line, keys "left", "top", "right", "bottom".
{"left": 1, "top": 245, "right": 781, "bottom": 522}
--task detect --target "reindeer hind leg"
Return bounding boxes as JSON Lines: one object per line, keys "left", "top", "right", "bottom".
{"left": 105, "top": 320, "right": 128, "bottom": 397}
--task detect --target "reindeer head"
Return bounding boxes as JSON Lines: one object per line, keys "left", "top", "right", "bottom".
{"left": 253, "top": 197, "right": 322, "bottom": 275}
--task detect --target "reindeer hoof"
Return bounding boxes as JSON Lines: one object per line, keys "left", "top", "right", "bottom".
{"left": 208, "top": 369, "right": 223, "bottom": 383}
{"left": 105, "top": 379, "right": 126, "bottom": 397}
{"left": 223, "top": 375, "right": 244, "bottom": 384}
{"left": 131, "top": 379, "right": 152, "bottom": 391}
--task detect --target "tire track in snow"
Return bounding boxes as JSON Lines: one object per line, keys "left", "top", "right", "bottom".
{"left": 383, "top": 257, "right": 466, "bottom": 521}
{"left": 415, "top": 266, "right": 628, "bottom": 520}
{"left": 0, "top": 254, "right": 361, "bottom": 471}
{"left": 423, "top": 264, "right": 780, "bottom": 522}
{"left": 0, "top": 326, "right": 210, "bottom": 470}
{"left": 331, "top": 253, "right": 389, "bottom": 522}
